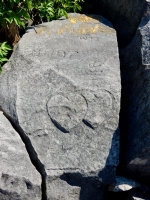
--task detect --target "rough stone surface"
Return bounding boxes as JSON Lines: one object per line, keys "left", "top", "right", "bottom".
{"left": 0, "top": 14, "right": 121, "bottom": 199}
{"left": 119, "top": 2, "right": 150, "bottom": 185}
{"left": 0, "top": 111, "right": 41, "bottom": 200}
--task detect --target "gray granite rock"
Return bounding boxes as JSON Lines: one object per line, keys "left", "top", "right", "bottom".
{"left": 119, "top": 2, "right": 150, "bottom": 184}
{"left": 0, "top": 111, "right": 41, "bottom": 200}
{"left": 0, "top": 14, "right": 121, "bottom": 199}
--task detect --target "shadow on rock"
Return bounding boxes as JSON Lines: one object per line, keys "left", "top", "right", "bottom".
{"left": 60, "top": 127, "right": 120, "bottom": 200}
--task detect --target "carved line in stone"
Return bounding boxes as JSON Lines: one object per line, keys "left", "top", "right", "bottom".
{"left": 79, "top": 36, "right": 100, "bottom": 41}
{"left": 47, "top": 93, "right": 88, "bottom": 133}
{"left": 21, "top": 48, "right": 102, "bottom": 59}
{"left": 104, "top": 89, "right": 116, "bottom": 110}
{"left": 50, "top": 118, "right": 69, "bottom": 134}
{"left": 83, "top": 90, "right": 115, "bottom": 130}
{"left": 82, "top": 119, "right": 95, "bottom": 130}
{"left": 47, "top": 91, "right": 115, "bottom": 133}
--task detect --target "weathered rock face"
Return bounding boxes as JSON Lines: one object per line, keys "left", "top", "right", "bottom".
{"left": 119, "top": 2, "right": 150, "bottom": 185}
{"left": 0, "top": 14, "right": 121, "bottom": 199}
{"left": 0, "top": 112, "right": 41, "bottom": 200}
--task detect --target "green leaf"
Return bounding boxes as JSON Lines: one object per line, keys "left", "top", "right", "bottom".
{"left": 0, "top": 42, "right": 12, "bottom": 72}
{"left": 4, "top": 45, "right": 12, "bottom": 51}
{"left": 0, "top": 58, "right": 9, "bottom": 62}
{"left": 25, "top": 0, "right": 33, "bottom": 10}
{"left": 0, "top": 66, "right": 2, "bottom": 74}
{"left": 62, "top": 10, "right": 68, "bottom": 18}
{"left": 10, "top": 0, "right": 15, "bottom": 9}
{"left": 4, "top": 17, "right": 13, "bottom": 24}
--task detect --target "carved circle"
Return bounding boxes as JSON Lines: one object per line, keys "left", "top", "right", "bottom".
{"left": 47, "top": 93, "right": 87, "bottom": 132}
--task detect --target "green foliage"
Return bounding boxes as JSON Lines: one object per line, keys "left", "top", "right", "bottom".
{"left": 0, "top": 0, "right": 84, "bottom": 28}
{"left": 0, "top": 0, "right": 84, "bottom": 73}
{"left": 0, "top": 42, "right": 12, "bottom": 74}
{"left": 0, "top": 0, "right": 31, "bottom": 28}
{"left": 36, "top": 0, "right": 84, "bottom": 21}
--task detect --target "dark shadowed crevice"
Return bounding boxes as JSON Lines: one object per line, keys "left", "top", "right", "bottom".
{"left": 82, "top": 119, "right": 95, "bottom": 130}
{"left": 50, "top": 118, "right": 69, "bottom": 133}
{"left": 60, "top": 172, "right": 106, "bottom": 200}
{"left": 0, "top": 109, "right": 47, "bottom": 200}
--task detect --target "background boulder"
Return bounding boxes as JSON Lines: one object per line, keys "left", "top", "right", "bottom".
{"left": 119, "top": 2, "right": 150, "bottom": 185}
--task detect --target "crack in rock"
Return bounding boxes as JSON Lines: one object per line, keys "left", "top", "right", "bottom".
{"left": 0, "top": 108, "right": 48, "bottom": 200}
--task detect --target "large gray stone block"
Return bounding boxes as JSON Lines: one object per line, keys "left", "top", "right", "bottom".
{"left": 0, "top": 112, "right": 41, "bottom": 200}
{"left": 0, "top": 14, "right": 121, "bottom": 199}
